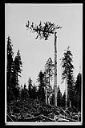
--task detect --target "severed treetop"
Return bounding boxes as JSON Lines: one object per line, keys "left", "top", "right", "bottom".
{"left": 26, "top": 20, "right": 62, "bottom": 40}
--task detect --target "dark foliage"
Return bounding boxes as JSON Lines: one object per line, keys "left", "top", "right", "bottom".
{"left": 37, "top": 71, "right": 45, "bottom": 102}
{"left": 7, "top": 37, "right": 22, "bottom": 102}
{"left": 7, "top": 97, "right": 81, "bottom": 122}
{"left": 28, "top": 78, "right": 33, "bottom": 98}
{"left": 7, "top": 36, "right": 14, "bottom": 102}
{"left": 57, "top": 86, "right": 62, "bottom": 107}
{"left": 31, "top": 85, "right": 37, "bottom": 99}
{"left": 73, "top": 73, "right": 81, "bottom": 111}
{"left": 13, "top": 50, "right": 22, "bottom": 86}
{"left": 61, "top": 46, "right": 74, "bottom": 107}
{"left": 21, "top": 84, "right": 29, "bottom": 100}
{"left": 28, "top": 78, "right": 37, "bottom": 99}
{"left": 50, "top": 93, "right": 55, "bottom": 105}
{"left": 61, "top": 92, "right": 66, "bottom": 108}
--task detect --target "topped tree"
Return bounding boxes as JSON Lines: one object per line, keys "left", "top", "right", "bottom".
{"left": 26, "top": 20, "right": 62, "bottom": 40}
{"left": 26, "top": 20, "right": 62, "bottom": 106}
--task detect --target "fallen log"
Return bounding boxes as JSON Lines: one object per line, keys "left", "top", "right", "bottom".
{"left": 40, "top": 114, "right": 56, "bottom": 121}
{"left": 18, "top": 114, "right": 41, "bottom": 121}
{"left": 57, "top": 118, "right": 69, "bottom": 122}
{"left": 58, "top": 114, "right": 78, "bottom": 122}
{"left": 7, "top": 113, "right": 14, "bottom": 122}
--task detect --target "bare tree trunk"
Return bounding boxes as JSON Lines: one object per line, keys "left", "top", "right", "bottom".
{"left": 45, "top": 87, "right": 48, "bottom": 104}
{"left": 65, "top": 78, "right": 67, "bottom": 108}
{"left": 49, "top": 71, "right": 50, "bottom": 88}
{"left": 54, "top": 32, "right": 57, "bottom": 107}
{"left": 69, "top": 100, "right": 71, "bottom": 108}
{"left": 48, "top": 96, "right": 50, "bottom": 105}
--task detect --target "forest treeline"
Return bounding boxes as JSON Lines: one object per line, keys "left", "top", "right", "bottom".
{"left": 7, "top": 36, "right": 81, "bottom": 112}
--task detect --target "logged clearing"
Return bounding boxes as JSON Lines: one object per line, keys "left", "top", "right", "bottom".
{"left": 7, "top": 98, "right": 81, "bottom": 122}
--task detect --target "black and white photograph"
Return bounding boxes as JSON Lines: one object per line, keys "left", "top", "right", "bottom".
{"left": 5, "top": 3, "right": 83, "bottom": 125}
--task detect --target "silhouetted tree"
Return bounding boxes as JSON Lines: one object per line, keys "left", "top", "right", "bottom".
{"left": 21, "top": 84, "right": 29, "bottom": 100}
{"left": 38, "top": 71, "right": 45, "bottom": 102}
{"left": 7, "top": 36, "right": 14, "bottom": 102}
{"left": 50, "top": 92, "right": 55, "bottom": 105}
{"left": 28, "top": 78, "right": 33, "bottom": 98}
{"left": 13, "top": 50, "right": 22, "bottom": 86}
{"left": 61, "top": 46, "right": 74, "bottom": 108}
{"left": 31, "top": 84, "right": 37, "bottom": 99}
{"left": 74, "top": 73, "right": 81, "bottom": 111}
{"left": 11, "top": 50, "right": 22, "bottom": 100}
{"left": 61, "top": 92, "right": 66, "bottom": 108}
{"left": 75, "top": 73, "right": 81, "bottom": 95}
{"left": 57, "top": 86, "right": 62, "bottom": 107}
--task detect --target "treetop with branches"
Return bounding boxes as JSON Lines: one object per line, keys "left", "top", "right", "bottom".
{"left": 26, "top": 20, "right": 62, "bottom": 40}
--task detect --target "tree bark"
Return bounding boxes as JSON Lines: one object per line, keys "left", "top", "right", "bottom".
{"left": 45, "top": 87, "right": 48, "bottom": 104}
{"left": 54, "top": 32, "right": 57, "bottom": 107}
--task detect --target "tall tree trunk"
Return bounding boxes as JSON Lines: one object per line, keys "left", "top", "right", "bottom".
{"left": 49, "top": 70, "right": 50, "bottom": 87}
{"left": 65, "top": 78, "right": 68, "bottom": 108}
{"left": 45, "top": 87, "right": 48, "bottom": 104}
{"left": 48, "top": 94, "right": 50, "bottom": 105}
{"left": 69, "top": 100, "right": 71, "bottom": 108}
{"left": 54, "top": 32, "right": 57, "bottom": 106}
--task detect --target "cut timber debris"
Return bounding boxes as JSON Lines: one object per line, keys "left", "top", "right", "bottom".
{"left": 7, "top": 99, "right": 81, "bottom": 122}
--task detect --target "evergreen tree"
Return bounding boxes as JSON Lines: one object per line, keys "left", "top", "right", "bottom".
{"left": 21, "top": 84, "right": 29, "bottom": 100}
{"left": 31, "top": 84, "right": 37, "bottom": 99}
{"left": 45, "top": 58, "right": 53, "bottom": 86}
{"left": 57, "top": 86, "right": 62, "bottom": 107}
{"left": 13, "top": 50, "right": 22, "bottom": 86}
{"left": 50, "top": 92, "right": 55, "bottom": 105}
{"left": 7, "top": 36, "right": 14, "bottom": 102}
{"left": 7, "top": 37, "right": 14, "bottom": 87}
{"left": 28, "top": 78, "right": 33, "bottom": 98}
{"left": 44, "top": 58, "right": 53, "bottom": 104}
{"left": 11, "top": 50, "right": 22, "bottom": 100}
{"left": 61, "top": 92, "right": 66, "bottom": 108}
{"left": 74, "top": 73, "right": 81, "bottom": 111}
{"left": 61, "top": 46, "right": 74, "bottom": 108}
{"left": 38, "top": 71, "right": 45, "bottom": 102}
{"left": 75, "top": 73, "right": 81, "bottom": 95}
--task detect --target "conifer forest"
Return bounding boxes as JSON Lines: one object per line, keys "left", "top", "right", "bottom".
{"left": 6, "top": 4, "right": 82, "bottom": 125}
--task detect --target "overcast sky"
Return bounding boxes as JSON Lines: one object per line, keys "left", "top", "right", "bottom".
{"left": 5, "top": 4, "right": 82, "bottom": 93}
